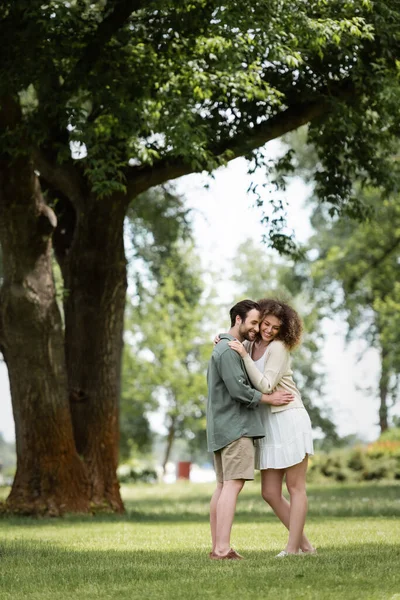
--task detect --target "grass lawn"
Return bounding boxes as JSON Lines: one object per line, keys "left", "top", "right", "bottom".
{"left": 1, "top": 481, "right": 400, "bottom": 599}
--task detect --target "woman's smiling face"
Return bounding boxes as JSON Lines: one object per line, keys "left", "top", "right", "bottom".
{"left": 260, "top": 313, "right": 281, "bottom": 343}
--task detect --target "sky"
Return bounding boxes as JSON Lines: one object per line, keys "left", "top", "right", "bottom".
{"left": 0, "top": 147, "right": 394, "bottom": 444}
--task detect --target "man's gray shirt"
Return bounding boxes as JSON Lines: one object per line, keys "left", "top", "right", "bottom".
{"left": 206, "top": 334, "right": 265, "bottom": 452}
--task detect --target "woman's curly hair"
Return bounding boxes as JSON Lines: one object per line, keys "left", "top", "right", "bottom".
{"left": 256, "top": 298, "right": 303, "bottom": 351}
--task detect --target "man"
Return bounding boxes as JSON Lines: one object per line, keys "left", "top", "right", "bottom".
{"left": 207, "top": 299, "right": 292, "bottom": 560}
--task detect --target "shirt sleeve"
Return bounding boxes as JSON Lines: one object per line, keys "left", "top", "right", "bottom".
{"left": 217, "top": 349, "right": 262, "bottom": 409}
{"left": 242, "top": 341, "right": 289, "bottom": 393}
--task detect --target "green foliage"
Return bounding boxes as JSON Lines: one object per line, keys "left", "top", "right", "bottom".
{"left": 117, "top": 461, "right": 158, "bottom": 484}
{"left": 280, "top": 129, "right": 400, "bottom": 428}
{"left": 366, "top": 427, "right": 400, "bottom": 461}
{"left": 123, "top": 235, "right": 214, "bottom": 464}
{"left": 379, "top": 427, "right": 400, "bottom": 442}
{"left": 127, "top": 186, "right": 191, "bottom": 280}
{"left": 119, "top": 349, "right": 155, "bottom": 461}
{"left": 126, "top": 186, "right": 194, "bottom": 319}
{"left": 308, "top": 190, "right": 400, "bottom": 427}
{"left": 308, "top": 445, "right": 400, "bottom": 483}
{"left": 2, "top": 1, "right": 400, "bottom": 249}
{"left": 119, "top": 186, "right": 193, "bottom": 460}
{"left": 120, "top": 186, "right": 202, "bottom": 460}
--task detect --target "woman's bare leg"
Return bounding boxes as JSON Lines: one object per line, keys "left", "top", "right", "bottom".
{"left": 285, "top": 457, "right": 313, "bottom": 553}
{"left": 261, "top": 466, "right": 314, "bottom": 552}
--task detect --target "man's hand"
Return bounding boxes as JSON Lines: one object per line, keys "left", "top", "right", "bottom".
{"left": 261, "top": 390, "right": 294, "bottom": 406}
{"left": 228, "top": 340, "right": 248, "bottom": 358}
{"left": 213, "top": 335, "right": 221, "bottom": 345}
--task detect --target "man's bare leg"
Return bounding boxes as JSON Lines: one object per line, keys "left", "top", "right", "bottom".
{"left": 210, "top": 482, "right": 223, "bottom": 552}
{"left": 213, "top": 479, "right": 244, "bottom": 556}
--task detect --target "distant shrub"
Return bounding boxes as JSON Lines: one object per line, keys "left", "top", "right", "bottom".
{"left": 308, "top": 451, "right": 355, "bottom": 483}
{"left": 367, "top": 440, "right": 400, "bottom": 459}
{"left": 347, "top": 447, "right": 368, "bottom": 472}
{"left": 307, "top": 442, "right": 400, "bottom": 483}
{"left": 364, "top": 431, "right": 400, "bottom": 480}
{"left": 362, "top": 455, "right": 397, "bottom": 480}
{"left": 379, "top": 427, "right": 400, "bottom": 442}
{"left": 117, "top": 463, "right": 158, "bottom": 484}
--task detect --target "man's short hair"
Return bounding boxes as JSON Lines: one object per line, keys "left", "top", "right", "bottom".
{"left": 229, "top": 299, "right": 260, "bottom": 327}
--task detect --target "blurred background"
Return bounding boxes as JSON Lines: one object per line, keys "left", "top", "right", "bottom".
{"left": 2, "top": 136, "right": 399, "bottom": 488}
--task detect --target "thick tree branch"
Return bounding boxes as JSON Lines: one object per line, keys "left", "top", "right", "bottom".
{"left": 33, "top": 150, "right": 87, "bottom": 208}
{"left": 127, "top": 96, "right": 331, "bottom": 197}
{"left": 0, "top": 94, "right": 21, "bottom": 132}
{"left": 64, "top": 0, "right": 149, "bottom": 88}
{"left": 126, "top": 77, "right": 358, "bottom": 197}
{"left": 31, "top": 92, "right": 330, "bottom": 204}
{"left": 34, "top": 80, "right": 355, "bottom": 206}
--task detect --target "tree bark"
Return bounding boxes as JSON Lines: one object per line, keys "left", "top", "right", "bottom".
{"left": 0, "top": 150, "right": 89, "bottom": 515}
{"left": 162, "top": 418, "right": 176, "bottom": 476}
{"left": 56, "top": 195, "right": 128, "bottom": 512}
{"left": 378, "top": 348, "right": 390, "bottom": 434}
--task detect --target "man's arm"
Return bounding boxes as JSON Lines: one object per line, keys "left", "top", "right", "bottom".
{"left": 217, "top": 349, "right": 261, "bottom": 409}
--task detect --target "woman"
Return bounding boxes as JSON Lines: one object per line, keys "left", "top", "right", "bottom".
{"left": 228, "top": 298, "right": 316, "bottom": 557}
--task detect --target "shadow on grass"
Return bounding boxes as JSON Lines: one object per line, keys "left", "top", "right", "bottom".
{"left": 0, "top": 483, "right": 399, "bottom": 526}
{"left": 126, "top": 482, "right": 400, "bottom": 520}
{"left": 0, "top": 539, "right": 399, "bottom": 600}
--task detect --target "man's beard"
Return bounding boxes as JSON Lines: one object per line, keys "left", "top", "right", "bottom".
{"left": 239, "top": 325, "right": 257, "bottom": 342}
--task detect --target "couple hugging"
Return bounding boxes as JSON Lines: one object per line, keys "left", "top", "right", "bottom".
{"left": 207, "top": 298, "right": 316, "bottom": 560}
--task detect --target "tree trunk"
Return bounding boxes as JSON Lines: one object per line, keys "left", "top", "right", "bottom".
{"left": 378, "top": 348, "right": 390, "bottom": 434}
{"left": 57, "top": 195, "right": 128, "bottom": 512}
{"left": 162, "top": 418, "right": 176, "bottom": 476}
{"left": 0, "top": 146, "right": 89, "bottom": 515}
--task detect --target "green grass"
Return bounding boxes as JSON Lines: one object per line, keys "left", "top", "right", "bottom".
{"left": 1, "top": 481, "right": 400, "bottom": 599}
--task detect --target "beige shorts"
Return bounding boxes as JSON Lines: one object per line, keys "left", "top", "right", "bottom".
{"left": 213, "top": 437, "right": 255, "bottom": 483}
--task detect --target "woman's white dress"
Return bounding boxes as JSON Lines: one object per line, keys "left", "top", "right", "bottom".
{"left": 253, "top": 352, "right": 314, "bottom": 470}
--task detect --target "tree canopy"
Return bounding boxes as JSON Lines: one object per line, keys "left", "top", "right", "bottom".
{"left": 2, "top": 1, "right": 400, "bottom": 246}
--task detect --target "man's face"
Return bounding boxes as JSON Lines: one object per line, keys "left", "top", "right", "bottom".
{"left": 238, "top": 309, "right": 260, "bottom": 341}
